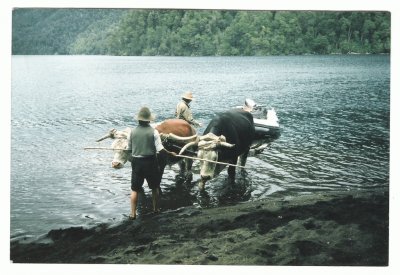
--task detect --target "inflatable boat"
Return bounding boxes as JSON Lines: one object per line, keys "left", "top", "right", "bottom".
{"left": 252, "top": 107, "right": 280, "bottom": 139}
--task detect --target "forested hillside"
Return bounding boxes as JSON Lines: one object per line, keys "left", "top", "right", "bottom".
{"left": 12, "top": 9, "right": 390, "bottom": 56}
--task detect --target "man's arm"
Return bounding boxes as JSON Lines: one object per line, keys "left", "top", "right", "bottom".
{"left": 181, "top": 104, "right": 202, "bottom": 127}
{"left": 154, "top": 130, "right": 177, "bottom": 156}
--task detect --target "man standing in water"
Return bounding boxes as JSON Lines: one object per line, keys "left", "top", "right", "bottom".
{"left": 175, "top": 91, "right": 202, "bottom": 127}
{"left": 128, "top": 106, "right": 176, "bottom": 220}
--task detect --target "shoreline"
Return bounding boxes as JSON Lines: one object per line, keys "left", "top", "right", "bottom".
{"left": 10, "top": 189, "right": 388, "bottom": 265}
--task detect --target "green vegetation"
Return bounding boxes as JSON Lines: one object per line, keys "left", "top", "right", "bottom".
{"left": 12, "top": 9, "right": 390, "bottom": 56}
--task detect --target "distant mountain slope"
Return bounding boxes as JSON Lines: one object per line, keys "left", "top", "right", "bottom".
{"left": 12, "top": 9, "right": 391, "bottom": 56}
{"left": 12, "top": 8, "right": 127, "bottom": 55}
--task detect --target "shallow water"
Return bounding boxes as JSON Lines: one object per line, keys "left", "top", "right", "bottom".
{"left": 11, "top": 55, "right": 390, "bottom": 239}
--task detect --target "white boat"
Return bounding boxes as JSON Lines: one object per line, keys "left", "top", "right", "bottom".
{"left": 252, "top": 107, "right": 280, "bottom": 139}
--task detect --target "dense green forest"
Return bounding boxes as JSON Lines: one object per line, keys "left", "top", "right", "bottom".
{"left": 12, "top": 8, "right": 390, "bottom": 56}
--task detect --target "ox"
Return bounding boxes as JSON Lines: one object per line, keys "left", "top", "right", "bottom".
{"left": 96, "top": 119, "right": 197, "bottom": 182}
{"left": 180, "top": 109, "right": 255, "bottom": 190}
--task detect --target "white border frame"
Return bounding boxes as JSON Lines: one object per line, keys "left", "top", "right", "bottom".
{"left": 2, "top": 1, "right": 399, "bottom": 275}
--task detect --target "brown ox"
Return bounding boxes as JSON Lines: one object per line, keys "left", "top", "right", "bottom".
{"left": 96, "top": 119, "right": 197, "bottom": 182}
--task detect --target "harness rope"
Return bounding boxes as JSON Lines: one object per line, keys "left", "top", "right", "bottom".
{"left": 174, "top": 154, "right": 247, "bottom": 169}
{"left": 84, "top": 147, "right": 247, "bottom": 168}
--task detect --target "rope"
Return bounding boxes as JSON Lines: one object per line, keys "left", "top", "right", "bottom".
{"left": 175, "top": 154, "right": 247, "bottom": 169}
{"left": 84, "top": 147, "right": 130, "bottom": 151}
{"left": 84, "top": 147, "right": 247, "bottom": 169}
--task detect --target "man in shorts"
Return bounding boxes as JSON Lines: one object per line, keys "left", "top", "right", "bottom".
{"left": 128, "top": 106, "right": 176, "bottom": 220}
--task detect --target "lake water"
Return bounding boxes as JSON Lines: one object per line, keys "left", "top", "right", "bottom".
{"left": 11, "top": 55, "right": 390, "bottom": 240}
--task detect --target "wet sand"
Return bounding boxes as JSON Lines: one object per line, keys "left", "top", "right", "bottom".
{"left": 10, "top": 190, "right": 388, "bottom": 265}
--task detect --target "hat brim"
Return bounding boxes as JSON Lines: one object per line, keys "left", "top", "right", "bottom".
{"left": 182, "top": 96, "right": 194, "bottom": 100}
{"left": 135, "top": 114, "right": 155, "bottom": 121}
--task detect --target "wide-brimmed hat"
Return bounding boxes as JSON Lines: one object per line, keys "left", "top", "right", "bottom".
{"left": 135, "top": 106, "right": 155, "bottom": 121}
{"left": 182, "top": 91, "right": 194, "bottom": 100}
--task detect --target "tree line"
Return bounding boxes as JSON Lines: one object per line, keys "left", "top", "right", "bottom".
{"left": 12, "top": 9, "right": 390, "bottom": 56}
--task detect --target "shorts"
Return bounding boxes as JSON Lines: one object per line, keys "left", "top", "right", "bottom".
{"left": 131, "top": 156, "right": 161, "bottom": 192}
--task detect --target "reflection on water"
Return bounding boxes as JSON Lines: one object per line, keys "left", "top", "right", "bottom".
{"left": 11, "top": 55, "right": 389, "bottom": 239}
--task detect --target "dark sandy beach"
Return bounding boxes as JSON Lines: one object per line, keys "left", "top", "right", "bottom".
{"left": 10, "top": 190, "right": 388, "bottom": 265}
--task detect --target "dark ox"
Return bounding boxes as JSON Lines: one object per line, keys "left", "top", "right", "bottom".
{"left": 180, "top": 109, "right": 255, "bottom": 190}
{"left": 96, "top": 119, "right": 197, "bottom": 181}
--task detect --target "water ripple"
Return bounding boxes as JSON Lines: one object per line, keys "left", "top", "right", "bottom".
{"left": 11, "top": 55, "right": 389, "bottom": 238}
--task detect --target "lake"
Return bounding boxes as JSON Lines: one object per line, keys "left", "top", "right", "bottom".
{"left": 11, "top": 55, "right": 390, "bottom": 240}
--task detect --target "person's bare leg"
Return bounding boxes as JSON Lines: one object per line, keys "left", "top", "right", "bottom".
{"left": 130, "top": 190, "right": 138, "bottom": 219}
{"left": 152, "top": 188, "right": 160, "bottom": 213}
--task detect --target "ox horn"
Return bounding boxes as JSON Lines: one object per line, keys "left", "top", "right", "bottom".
{"left": 165, "top": 133, "right": 199, "bottom": 142}
{"left": 218, "top": 141, "right": 235, "bottom": 148}
{"left": 96, "top": 129, "right": 116, "bottom": 142}
{"left": 179, "top": 141, "right": 199, "bottom": 155}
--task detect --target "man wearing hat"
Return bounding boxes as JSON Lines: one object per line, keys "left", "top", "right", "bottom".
{"left": 175, "top": 91, "right": 201, "bottom": 127}
{"left": 127, "top": 106, "right": 176, "bottom": 220}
